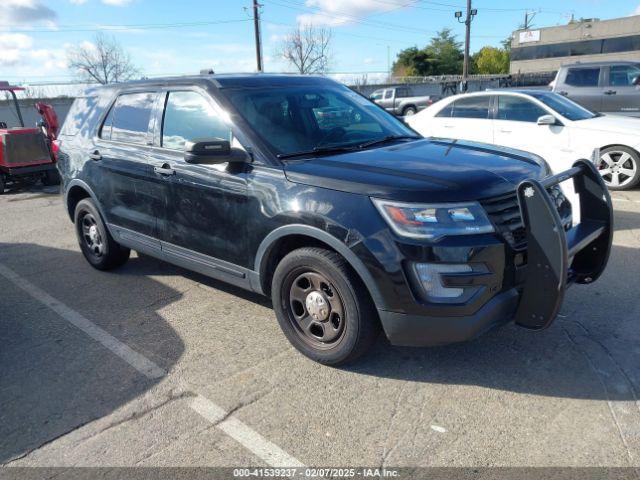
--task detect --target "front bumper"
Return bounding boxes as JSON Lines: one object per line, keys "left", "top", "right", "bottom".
{"left": 377, "top": 160, "right": 613, "bottom": 346}
{"left": 379, "top": 289, "right": 520, "bottom": 346}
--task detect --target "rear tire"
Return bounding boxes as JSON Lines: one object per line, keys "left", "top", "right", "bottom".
{"left": 402, "top": 106, "right": 417, "bottom": 116}
{"left": 271, "top": 247, "right": 380, "bottom": 366}
{"left": 598, "top": 146, "right": 640, "bottom": 191}
{"left": 74, "top": 198, "right": 130, "bottom": 270}
{"left": 42, "top": 169, "right": 60, "bottom": 186}
{"left": 0, "top": 175, "right": 5, "bottom": 195}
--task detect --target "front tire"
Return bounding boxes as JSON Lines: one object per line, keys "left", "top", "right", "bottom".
{"left": 271, "top": 247, "right": 380, "bottom": 366}
{"left": 74, "top": 198, "right": 130, "bottom": 270}
{"left": 598, "top": 146, "right": 640, "bottom": 190}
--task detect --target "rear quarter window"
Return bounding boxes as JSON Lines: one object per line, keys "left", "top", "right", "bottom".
{"left": 59, "top": 96, "right": 98, "bottom": 137}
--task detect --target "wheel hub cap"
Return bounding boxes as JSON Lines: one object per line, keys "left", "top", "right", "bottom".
{"left": 305, "top": 291, "right": 330, "bottom": 321}
{"left": 88, "top": 225, "right": 99, "bottom": 243}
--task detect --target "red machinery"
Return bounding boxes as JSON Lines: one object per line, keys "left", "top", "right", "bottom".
{"left": 0, "top": 81, "right": 60, "bottom": 194}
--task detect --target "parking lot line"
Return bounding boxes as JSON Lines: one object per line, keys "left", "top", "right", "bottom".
{"left": 191, "top": 395, "right": 305, "bottom": 468}
{"left": 0, "top": 262, "right": 166, "bottom": 379}
{"left": 0, "top": 261, "right": 305, "bottom": 468}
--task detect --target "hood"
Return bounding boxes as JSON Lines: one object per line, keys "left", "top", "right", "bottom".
{"left": 576, "top": 115, "right": 640, "bottom": 137}
{"left": 283, "top": 138, "right": 545, "bottom": 203}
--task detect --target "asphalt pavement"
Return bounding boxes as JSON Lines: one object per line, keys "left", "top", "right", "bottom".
{"left": 1, "top": 182, "right": 640, "bottom": 470}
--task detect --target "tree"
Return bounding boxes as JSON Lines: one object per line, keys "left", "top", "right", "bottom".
{"left": 424, "top": 28, "right": 463, "bottom": 75}
{"left": 392, "top": 28, "right": 463, "bottom": 77}
{"left": 278, "top": 24, "right": 332, "bottom": 74}
{"left": 67, "top": 33, "right": 139, "bottom": 84}
{"left": 474, "top": 46, "right": 510, "bottom": 74}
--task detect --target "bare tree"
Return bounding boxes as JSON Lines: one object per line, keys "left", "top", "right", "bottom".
{"left": 67, "top": 33, "right": 139, "bottom": 84}
{"left": 278, "top": 24, "right": 332, "bottom": 74}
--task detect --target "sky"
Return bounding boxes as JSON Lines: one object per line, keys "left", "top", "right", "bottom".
{"left": 1, "top": 0, "right": 639, "bottom": 85}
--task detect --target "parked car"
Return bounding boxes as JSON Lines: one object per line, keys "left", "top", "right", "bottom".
{"left": 406, "top": 90, "right": 640, "bottom": 191}
{"left": 369, "top": 86, "right": 440, "bottom": 116}
{"left": 0, "top": 81, "right": 60, "bottom": 193}
{"left": 550, "top": 61, "right": 640, "bottom": 117}
{"left": 57, "top": 74, "right": 612, "bottom": 366}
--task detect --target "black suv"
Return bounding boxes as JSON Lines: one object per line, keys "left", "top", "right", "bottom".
{"left": 57, "top": 74, "right": 613, "bottom": 365}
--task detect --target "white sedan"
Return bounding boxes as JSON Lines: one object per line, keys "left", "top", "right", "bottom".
{"left": 406, "top": 90, "right": 640, "bottom": 191}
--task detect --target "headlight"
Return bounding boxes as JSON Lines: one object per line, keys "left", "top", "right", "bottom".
{"left": 372, "top": 199, "right": 494, "bottom": 240}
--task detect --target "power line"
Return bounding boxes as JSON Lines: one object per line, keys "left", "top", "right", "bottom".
{"left": 0, "top": 18, "right": 252, "bottom": 34}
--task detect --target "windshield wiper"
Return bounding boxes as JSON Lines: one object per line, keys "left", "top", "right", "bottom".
{"left": 354, "top": 135, "right": 421, "bottom": 149}
{"left": 277, "top": 135, "right": 421, "bottom": 160}
{"left": 277, "top": 144, "right": 360, "bottom": 160}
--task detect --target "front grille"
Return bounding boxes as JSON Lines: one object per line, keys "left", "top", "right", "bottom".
{"left": 482, "top": 185, "right": 572, "bottom": 251}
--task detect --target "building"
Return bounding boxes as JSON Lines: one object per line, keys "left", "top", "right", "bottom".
{"left": 510, "top": 15, "right": 640, "bottom": 74}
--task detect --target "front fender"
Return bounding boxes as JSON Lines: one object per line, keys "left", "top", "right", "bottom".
{"left": 253, "top": 224, "right": 388, "bottom": 310}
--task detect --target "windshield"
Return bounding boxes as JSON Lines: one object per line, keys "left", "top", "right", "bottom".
{"left": 528, "top": 91, "right": 597, "bottom": 121}
{"left": 225, "top": 84, "right": 417, "bottom": 157}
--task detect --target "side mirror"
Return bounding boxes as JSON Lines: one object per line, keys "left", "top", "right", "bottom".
{"left": 537, "top": 114, "right": 558, "bottom": 126}
{"left": 184, "top": 138, "right": 249, "bottom": 164}
{"left": 632, "top": 76, "right": 640, "bottom": 86}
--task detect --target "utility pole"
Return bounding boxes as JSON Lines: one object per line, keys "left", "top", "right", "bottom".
{"left": 523, "top": 10, "right": 537, "bottom": 30}
{"left": 253, "top": 0, "right": 263, "bottom": 72}
{"left": 455, "top": 1, "right": 477, "bottom": 92}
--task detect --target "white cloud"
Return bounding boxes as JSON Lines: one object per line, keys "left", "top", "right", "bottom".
{"left": 0, "top": 32, "right": 67, "bottom": 75}
{"left": 297, "top": 0, "right": 410, "bottom": 26}
{"left": 632, "top": 5, "right": 640, "bottom": 15}
{"left": 0, "top": 0, "right": 57, "bottom": 24}
{"left": 69, "top": 0, "right": 88, "bottom": 4}
{"left": 0, "top": 33, "right": 35, "bottom": 66}
{"left": 101, "top": 0, "right": 134, "bottom": 5}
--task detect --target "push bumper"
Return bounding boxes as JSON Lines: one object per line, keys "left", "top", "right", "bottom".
{"left": 379, "top": 160, "right": 613, "bottom": 347}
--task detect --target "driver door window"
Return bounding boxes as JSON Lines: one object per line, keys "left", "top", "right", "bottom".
{"left": 493, "top": 95, "right": 568, "bottom": 158}
{"left": 161, "top": 91, "right": 231, "bottom": 151}
{"left": 497, "top": 96, "right": 547, "bottom": 123}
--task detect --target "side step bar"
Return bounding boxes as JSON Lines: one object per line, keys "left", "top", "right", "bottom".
{"left": 514, "top": 160, "right": 613, "bottom": 330}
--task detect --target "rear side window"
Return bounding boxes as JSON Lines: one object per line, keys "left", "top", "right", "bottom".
{"left": 396, "top": 88, "right": 410, "bottom": 98}
{"left": 100, "top": 92, "right": 155, "bottom": 144}
{"left": 448, "top": 96, "right": 491, "bottom": 119}
{"left": 161, "top": 91, "right": 231, "bottom": 151}
{"left": 497, "top": 96, "right": 547, "bottom": 123}
{"left": 59, "top": 96, "right": 98, "bottom": 137}
{"left": 565, "top": 68, "right": 600, "bottom": 87}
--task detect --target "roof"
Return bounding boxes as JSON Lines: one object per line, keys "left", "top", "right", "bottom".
{"left": 81, "top": 73, "right": 337, "bottom": 93}
{"left": 558, "top": 60, "right": 640, "bottom": 68}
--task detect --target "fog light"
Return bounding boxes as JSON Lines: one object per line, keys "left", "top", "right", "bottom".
{"left": 413, "top": 263, "right": 472, "bottom": 302}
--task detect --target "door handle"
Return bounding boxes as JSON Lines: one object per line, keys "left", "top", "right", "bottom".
{"left": 154, "top": 164, "right": 175, "bottom": 176}
{"left": 604, "top": 90, "right": 617, "bottom": 95}
{"left": 89, "top": 150, "right": 101, "bottom": 161}
{"left": 499, "top": 129, "right": 512, "bottom": 133}
{"left": 443, "top": 125, "right": 455, "bottom": 128}
{"left": 558, "top": 91, "right": 568, "bottom": 96}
